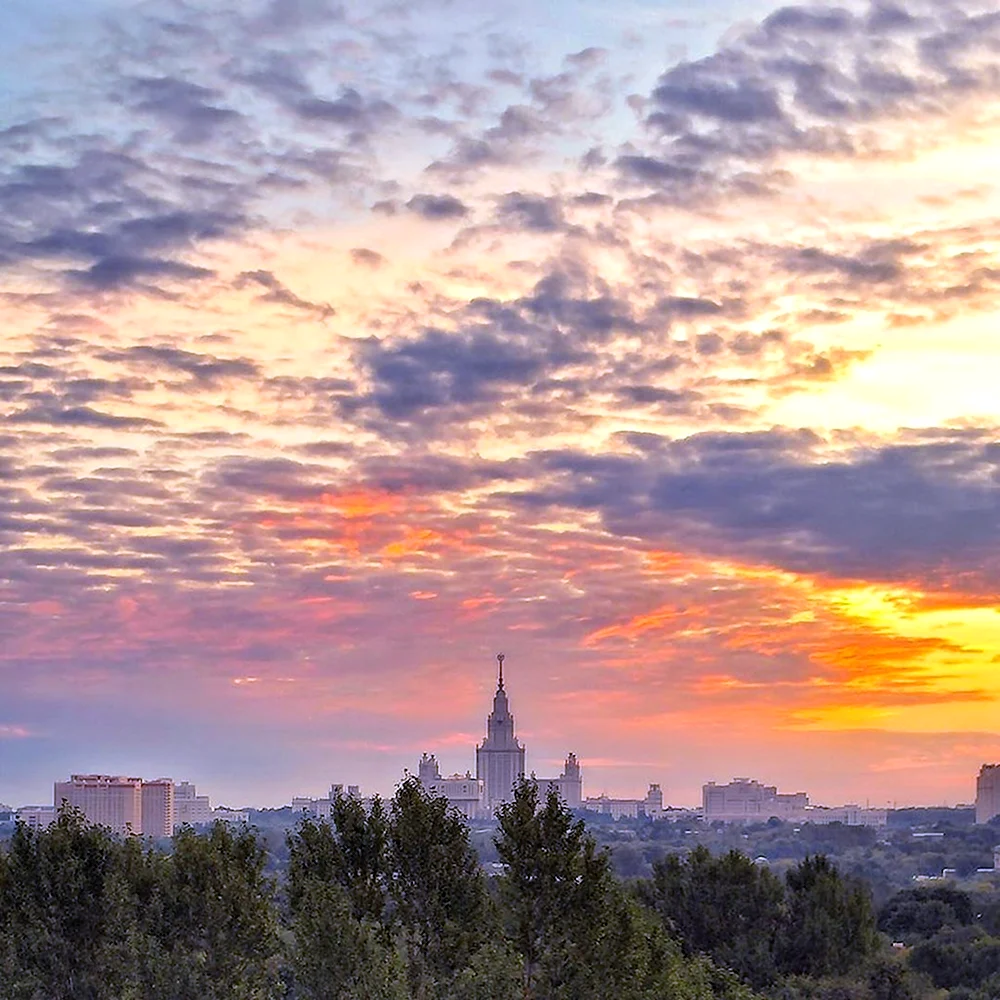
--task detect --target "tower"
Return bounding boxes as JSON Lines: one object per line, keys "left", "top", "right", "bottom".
{"left": 476, "top": 654, "right": 526, "bottom": 814}
{"left": 560, "top": 752, "right": 583, "bottom": 808}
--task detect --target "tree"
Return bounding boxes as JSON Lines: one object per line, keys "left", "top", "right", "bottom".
{"left": 778, "top": 854, "right": 878, "bottom": 978}
{"left": 645, "top": 845, "right": 786, "bottom": 986}
{"left": 388, "top": 777, "right": 491, "bottom": 997}
{"left": 288, "top": 878, "right": 407, "bottom": 1000}
{"left": 878, "top": 885, "right": 974, "bottom": 943}
{"left": 0, "top": 806, "right": 121, "bottom": 999}
{"left": 158, "top": 822, "right": 279, "bottom": 999}
{"left": 496, "top": 779, "right": 631, "bottom": 999}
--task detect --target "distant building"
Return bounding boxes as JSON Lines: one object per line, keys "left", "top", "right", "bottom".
{"left": 417, "top": 755, "right": 484, "bottom": 820}
{"left": 583, "top": 785, "right": 665, "bottom": 821}
{"left": 292, "top": 783, "right": 362, "bottom": 820}
{"left": 476, "top": 654, "right": 526, "bottom": 813}
{"left": 16, "top": 805, "right": 55, "bottom": 829}
{"left": 174, "top": 781, "right": 212, "bottom": 827}
{"left": 55, "top": 775, "right": 144, "bottom": 835}
{"left": 703, "top": 778, "right": 810, "bottom": 823}
{"left": 645, "top": 783, "right": 665, "bottom": 818}
{"left": 413, "top": 655, "right": 582, "bottom": 821}
{"left": 537, "top": 753, "right": 584, "bottom": 809}
{"left": 211, "top": 807, "right": 249, "bottom": 825}
{"left": 977, "top": 765, "right": 1000, "bottom": 824}
{"left": 805, "top": 805, "right": 887, "bottom": 828}
{"left": 141, "top": 779, "right": 175, "bottom": 838}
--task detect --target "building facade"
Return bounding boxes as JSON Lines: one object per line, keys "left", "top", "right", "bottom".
{"left": 703, "top": 778, "right": 810, "bottom": 823}
{"left": 475, "top": 655, "right": 526, "bottom": 814}
{"left": 291, "top": 783, "right": 363, "bottom": 821}
{"left": 413, "top": 654, "right": 584, "bottom": 820}
{"left": 55, "top": 774, "right": 144, "bottom": 835}
{"left": 16, "top": 805, "right": 55, "bottom": 829}
{"left": 537, "top": 753, "right": 584, "bottom": 809}
{"left": 977, "top": 764, "right": 1000, "bottom": 824}
{"left": 174, "top": 780, "right": 212, "bottom": 827}
{"left": 417, "top": 754, "right": 485, "bottom": 820}
{"left": 141, "top": 779, "right": 175, "bottom": 838}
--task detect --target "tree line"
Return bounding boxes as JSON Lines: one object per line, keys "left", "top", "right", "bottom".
{"left": 0, "top": 777, "right": 911, "bottom": 1000}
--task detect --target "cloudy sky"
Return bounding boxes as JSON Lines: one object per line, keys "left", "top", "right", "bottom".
{"left": 1, "top": 0, "right": 999, "bottom": 809}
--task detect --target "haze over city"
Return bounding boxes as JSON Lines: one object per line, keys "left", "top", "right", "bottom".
{"left": 1, "top": 0, "right": 999, "bottom": 810}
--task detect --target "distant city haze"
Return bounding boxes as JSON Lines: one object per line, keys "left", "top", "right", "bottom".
{"left": 2, "top": 0, "right": 1000, "bottom": 808}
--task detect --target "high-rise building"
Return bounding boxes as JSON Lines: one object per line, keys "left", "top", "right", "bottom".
{"left": 977, "top": 765, "right": 1000, "bottom": 824}
{"left": 476, "top": 654, "right": 526, "bottom": 814}
{"left": 141, "top": 779, "right": 175, "bottom": 838}
{"left": 55, "top": 775, "right": 143, "bottom": 835}
{"left": 174, "top": 780, "right": 212, "bottom": 827}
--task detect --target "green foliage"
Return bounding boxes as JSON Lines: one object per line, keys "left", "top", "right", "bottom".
{"left": 645, "top": 844, "right": 786, "bottom": 986}
{"left": 908, "top": 927, "right": 1000, "bottom": 991}
{"left": 388, "top": 777, "right": 492, "bottom": 997}
{"left": 0, "top": 797, "right": 912, "bottom": 1000}
{"left": 288, "top": 878, "right": 407, "bottom": 1000}
{"left": 157, "top": 822, "right": 279, "bottom": 998}
{"left": 642, "top": 848, "right": 878, "bottom": 987}
{"left": 496, "top": 780, "right": 762, "bottom": 1000}
{"left": 0, "top": 809, "right": 278, "bottom": 1000}
{"left": 878, "top": 886, "right": 974, "bottom": 943}
{"left": 778, "top": 855, "right": 879, "bottom": 978}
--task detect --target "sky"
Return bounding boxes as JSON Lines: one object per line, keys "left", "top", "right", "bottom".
{"left": 1, "top": 0, "right": 999, "bottom": 810}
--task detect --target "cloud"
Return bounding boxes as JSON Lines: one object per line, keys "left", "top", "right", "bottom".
{"left": 617, "top": 1, "right": 1000, "bottom": 203}
{"left": 528, "top": 428, "right": 1000, "bottom": 590}
{"left": 406, "top": 193, "right": 471, "bottom": 220}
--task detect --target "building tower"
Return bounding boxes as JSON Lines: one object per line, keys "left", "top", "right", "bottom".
{"left": 977, "top": 764, "right": 1000, "bottom": 824}
{"left": 476, "top": 653, "right": 526, "bottom": 814}
{"left": 560, "top": 753, "right": 583, "bottom": 808}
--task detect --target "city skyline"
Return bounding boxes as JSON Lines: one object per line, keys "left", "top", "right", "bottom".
{"left": 2, "top": 0, "right": 1000, "bottom": 808}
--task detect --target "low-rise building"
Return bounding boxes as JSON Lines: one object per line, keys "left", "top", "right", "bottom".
{"left": 292, "top": 783, "right": 363, "bottom": 820}
{"left": 806, "top": 805, "right": 888, "bottom": 828}
{"left": 16, "top": 805, "right": 55, "bottom": 829}
{"left": 211, "top": 807, "right": 249, "bottom": 825}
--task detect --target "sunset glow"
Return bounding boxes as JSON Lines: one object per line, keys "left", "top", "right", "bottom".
{"left": 1, "top": 0, "right": 998, "bottom": 809}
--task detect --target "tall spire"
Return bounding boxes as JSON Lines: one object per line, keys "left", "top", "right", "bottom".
{"left": 497, "top": 652, "right": 505, "bottom": 690}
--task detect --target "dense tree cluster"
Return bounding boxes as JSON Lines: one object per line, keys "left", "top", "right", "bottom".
{"left": 0, "top": 778, "right": 934, "bottom": 1000}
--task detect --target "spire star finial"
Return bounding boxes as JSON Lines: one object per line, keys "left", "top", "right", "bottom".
{"left": 497, "top": 652, "right": 505, "bottom": 690}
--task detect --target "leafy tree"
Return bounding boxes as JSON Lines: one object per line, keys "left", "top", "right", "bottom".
{"left": 495, "top": 780, "right": 754, "bottom": 1000}
{"left": 157, "top": 822, "right": 279, "bottom": 999}
{"left": 645, "top": 845, "right": 785, "bottom": 986}
{"left": 446, "top": 940, "right": 523, "bottom": 1000}
{"left": 878, "top": 885, "right": 974, "bottom": 943}
{"left": 778, "top": 855, "right": 878, "bottom": 978}
{"left": 0, "top": 807, "right": 121, "bottom": 999}
{"left": 388, "top": 777, "right": 491, "bottom": 997}
{"left": 289, "top": 878, "right": 407, "bottom": 1000}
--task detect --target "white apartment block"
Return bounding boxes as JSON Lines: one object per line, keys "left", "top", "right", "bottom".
{"left": 583, "top": 784, "right": 665, "bottom": 821}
